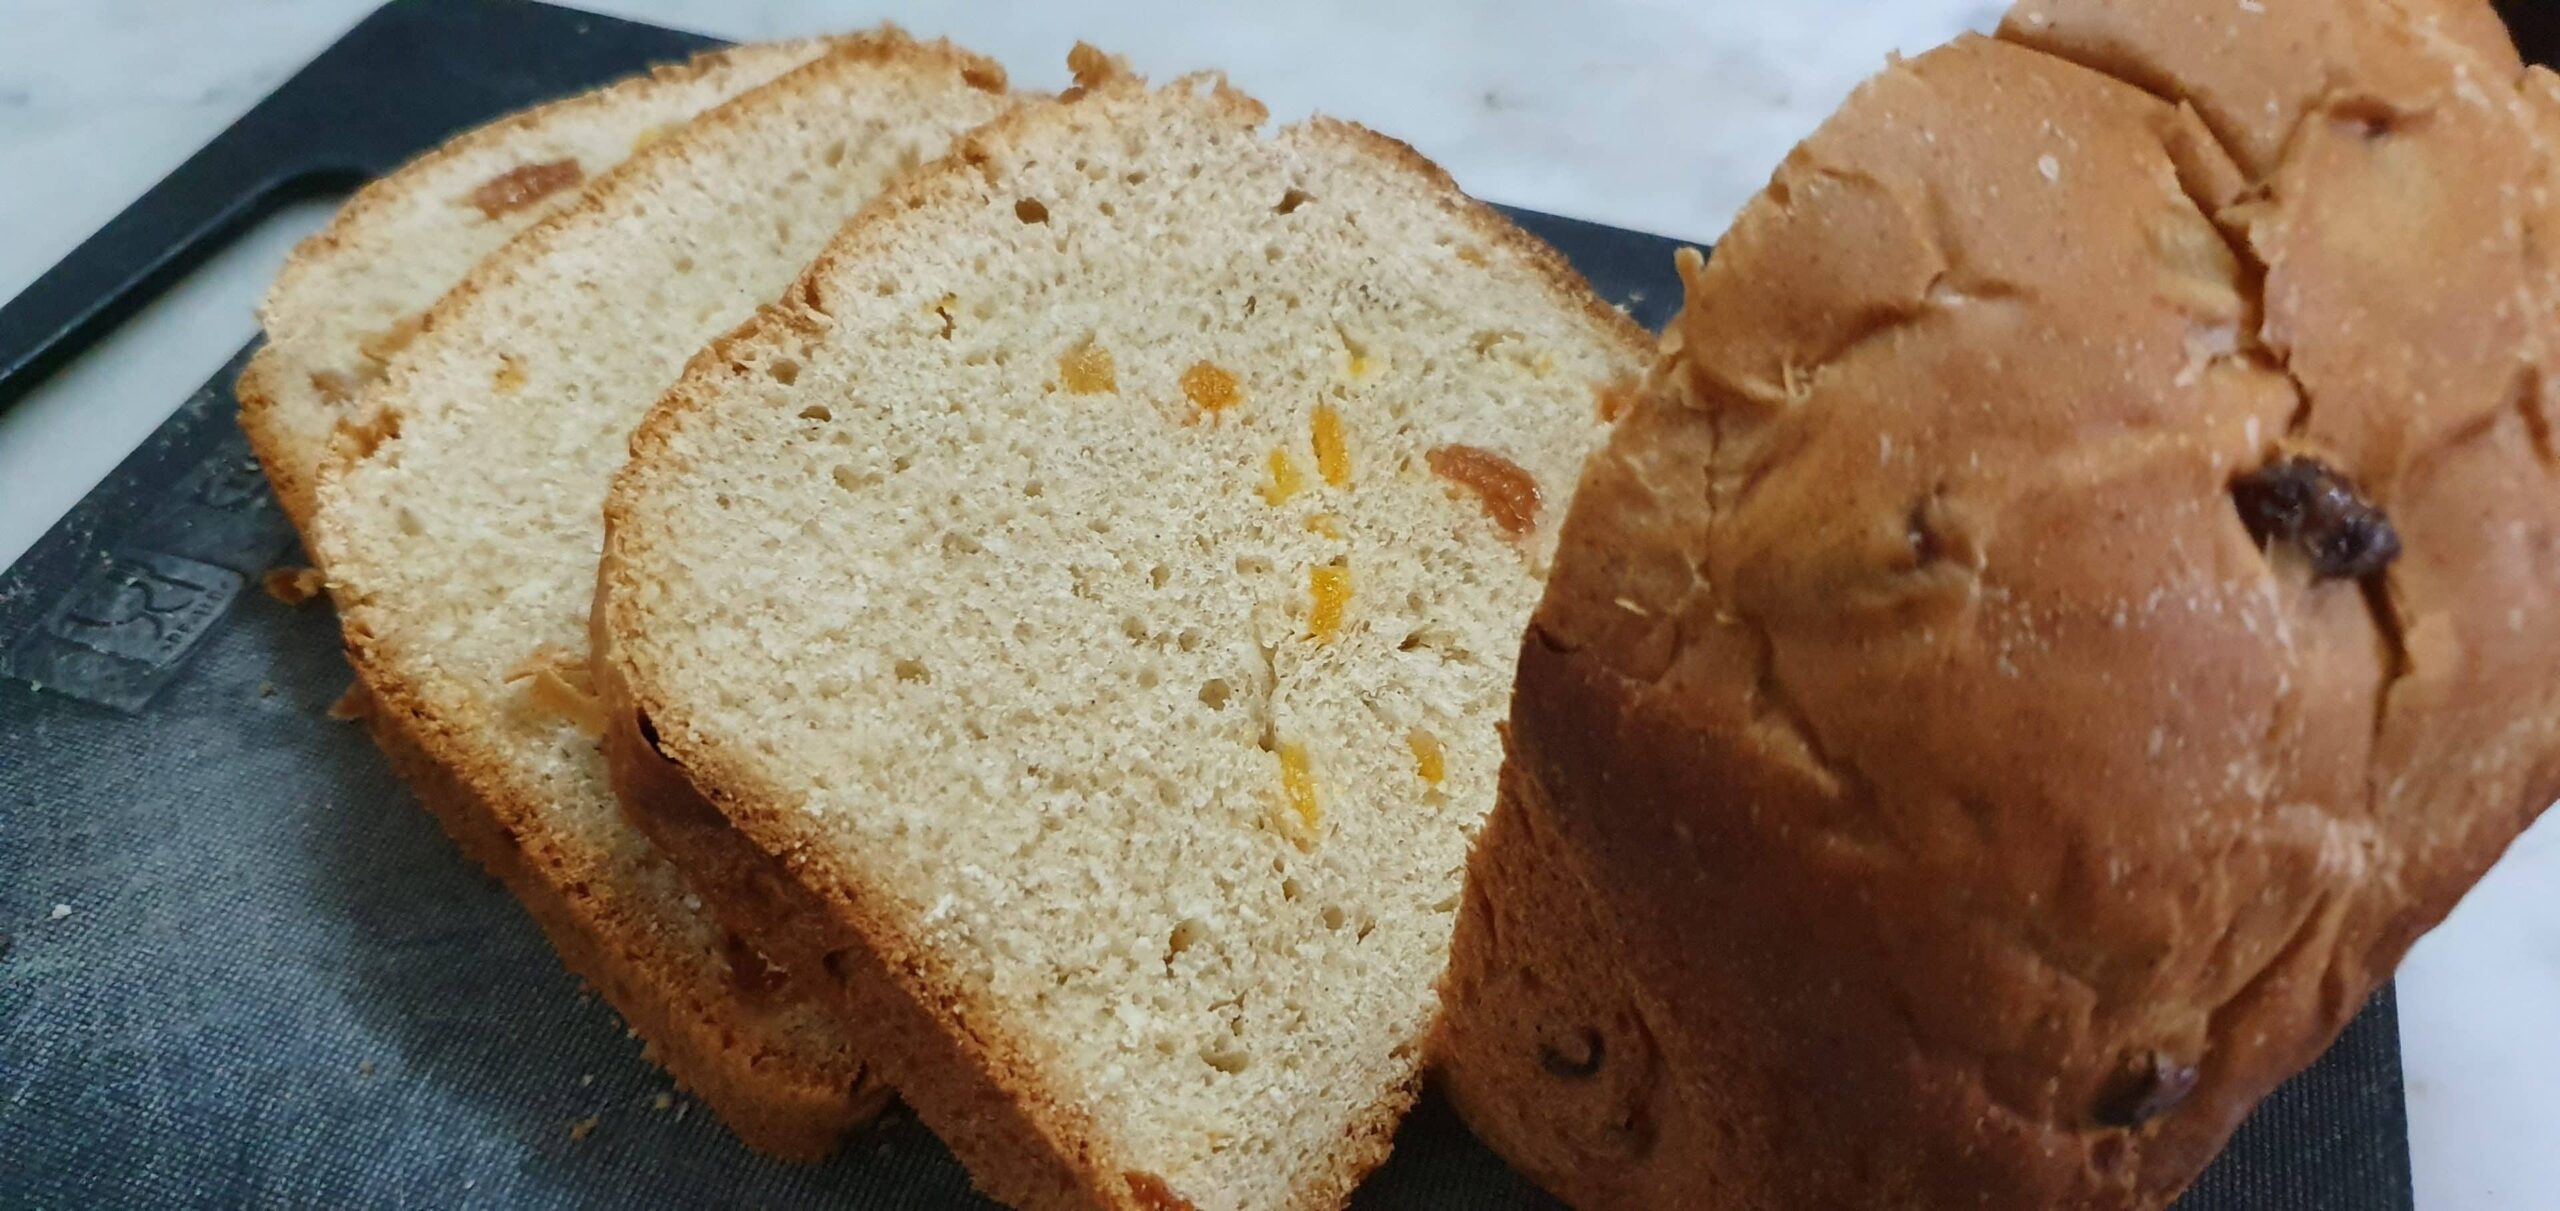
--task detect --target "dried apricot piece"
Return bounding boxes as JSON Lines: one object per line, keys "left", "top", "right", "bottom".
{"left": 1060, "top": 341, "right": 1117, "bottom": 394}
{"left": 1311, "top": 404, "right": 1351, "bottom": 488}
{"left": 1428, "top": 444, "right": 1539, "bottom": 537}
{"left": 1261, "top": 448, "right": 1303, "bottom": 505}
{"left": 467, "top": 158, "right": 583, "bottom": 219}
{"left": 1182, "top": 361, "right": 1241, "bottom": 414}
{"left": 1276, "top": 743, "right": 1320, "bottom": 845}
{"left": 1307, "top": 563, "right": 1351, "bottom": 642}
{"left": 1407, "top": 729, "right": 1446, "bottom": 789}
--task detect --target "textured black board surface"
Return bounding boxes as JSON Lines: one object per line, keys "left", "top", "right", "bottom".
{"left": 0, "top": 1, "right": 2427, "bottom": 1207}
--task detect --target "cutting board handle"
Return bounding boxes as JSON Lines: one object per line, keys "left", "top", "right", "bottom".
{"left": 0, "top": 0, "right": 718, "bottom": 416}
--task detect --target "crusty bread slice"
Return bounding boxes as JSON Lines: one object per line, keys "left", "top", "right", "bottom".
{"left": 308, "top": 32, "right": 1014, "bottom": 1159}
{"left": 594, "top": 51, "right": 1650, "bottom": 1209}
{"left": 238, "top": 39, "right": 831, "bottom": 534}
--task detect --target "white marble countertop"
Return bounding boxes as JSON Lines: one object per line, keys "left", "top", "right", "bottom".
{"left": 0, "top": 2, "right": 2551, "bottom": 1207}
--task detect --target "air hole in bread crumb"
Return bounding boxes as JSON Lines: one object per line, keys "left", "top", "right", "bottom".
{"left": 1098, "top": 200, "right": 1117, "bottom": 218}
{"left": 833, "top": 465, "right": 880, "bottom": 492}
{"left": 1202, "top": 1042, "right": 1251, "bottom": 1074}
{"left": 1199, "top": 679, "right": 1232, "bottom": 709}
{"left": 1124, "top": 169, "right": 1148, "bottom": 185}
{"left": 1137, "top": 667, "right": 1160, "bottom": 689}
{"left": 873, "top": 279, "right": 897, "bottom": 297}
{"left": 1264, "top": 243, "right": 1284, "bottom": 264}
{"left": 768, "top": 359, "right": 801, "bottom": 386}
{"left": 395, "top": 508, "right": 423, "bottom": 537}
{"left": 1168, "top": 917, "right": 1208, "bottom": 959}
{"left": 1235, "top": 555, "right": 1273, "bottom": 575}
{"left": 1276, "top": 187, "right": 1313, "bottom": 215}
{"left": 1281, "top": 876, "right": 1303, "bottom": 901}
{"left": 821, "top": 139, "right": 846, "bottom": 168}
{"left": 1175, "top": 628, "right": 1202, "bottom": 653}
{"left": 942, "top": 532, "right": 983, "bottom": 557}
{"left": 798, "top": 403, "right": 831, "bottom": 422}
{"left": 1122, "top": 616, "right": 1149, "bottom": 643}
{"left": 894, "top": 658, "right": 931, "bottom": 684}
{"left": 1321, "top": 904, "right": 1347, "bottom": 930}
{"left": 1015, "top": 198, "right": 1050, "bottom": 224}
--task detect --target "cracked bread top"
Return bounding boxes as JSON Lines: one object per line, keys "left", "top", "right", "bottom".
{"left": 1507, "top": 3, "right": 2560, "bottom": 1205}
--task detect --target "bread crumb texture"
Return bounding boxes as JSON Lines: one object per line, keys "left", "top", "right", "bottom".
{"left": 310, "top": 32, "right": 1013, "bottom": 1153}
{"left": 239, "top": 39, "right": 834, "bottom": 529}
{"left": 609, "top": 66, "right": 1644, "bottom": 1208}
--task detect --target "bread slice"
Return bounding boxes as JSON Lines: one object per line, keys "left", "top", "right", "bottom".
{"left": 307, "top": 32, "right": 1014, "bottom": 1159}
{"left": 238, "top": 39, "right": 831, "bottom": 533}
{"left": 593, "top": 51, "right": 1650, "bottom": 1209}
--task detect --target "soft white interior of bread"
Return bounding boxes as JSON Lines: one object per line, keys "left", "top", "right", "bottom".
{"left": 314, "top": 47, "right": 1011, "bottom": 1047}
{"left": 612, "top": 76, "right": 1643, "bottom": 1206}
{"left": 249, "top": 40, "right": 829, "bottom": 501}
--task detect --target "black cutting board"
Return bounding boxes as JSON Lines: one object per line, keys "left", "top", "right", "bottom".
{"left": 0, "top": 2, "right": 2454, "bottom": 1206}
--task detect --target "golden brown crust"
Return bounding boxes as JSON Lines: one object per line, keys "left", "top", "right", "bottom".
{"left": 592, "top": 636, "right": 1119, "bottom": 1209}
{"left": 1434, "top": 766, "right": 1689, "bottom": 1210}
{"left": 599, "top": 51, "right": 1638, "bottom": 1210}
{"left": 347, "top": 638, "right": 884, "bottom": 1160}
{"left": 1441, "top": 4, "right": 2560, "bottom": 1208}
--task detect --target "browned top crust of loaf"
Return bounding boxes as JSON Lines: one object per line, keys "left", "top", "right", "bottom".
{"left": 1499, "top": 1, "right": 2560, "bottom": 1206}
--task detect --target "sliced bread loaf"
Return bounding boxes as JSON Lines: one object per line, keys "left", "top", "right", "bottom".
{"left": 238, "top": 38, "right": 831, "bottom": 533}
{"left": 594, "top": 53, "right": 1650, "bottom": 1209}
{"left": 308, "top": 32, "right": 1014, "bottom": 1159}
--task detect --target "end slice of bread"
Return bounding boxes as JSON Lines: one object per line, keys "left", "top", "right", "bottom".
{"left": 308, "top": 31, "right": 1015, "bottom": 1159}
{"left": 597, "top": 52, "right": 1650, "bottom": 1209}
{"left": 238, "top": 38, "right": 832, "bottom": 534}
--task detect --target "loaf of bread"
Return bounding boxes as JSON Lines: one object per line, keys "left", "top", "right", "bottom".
{"left": 593, "top": 50, "right": 1649, "bottom": 1210}
{"left": 237, "top": 39, "right": 830, "bottom": 533}
{"left": 1439, "top": 1, "right": 2560, "bottom": 1206}
{"left": 306, "top": 32, "right": 1013, "bottom": 1159}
